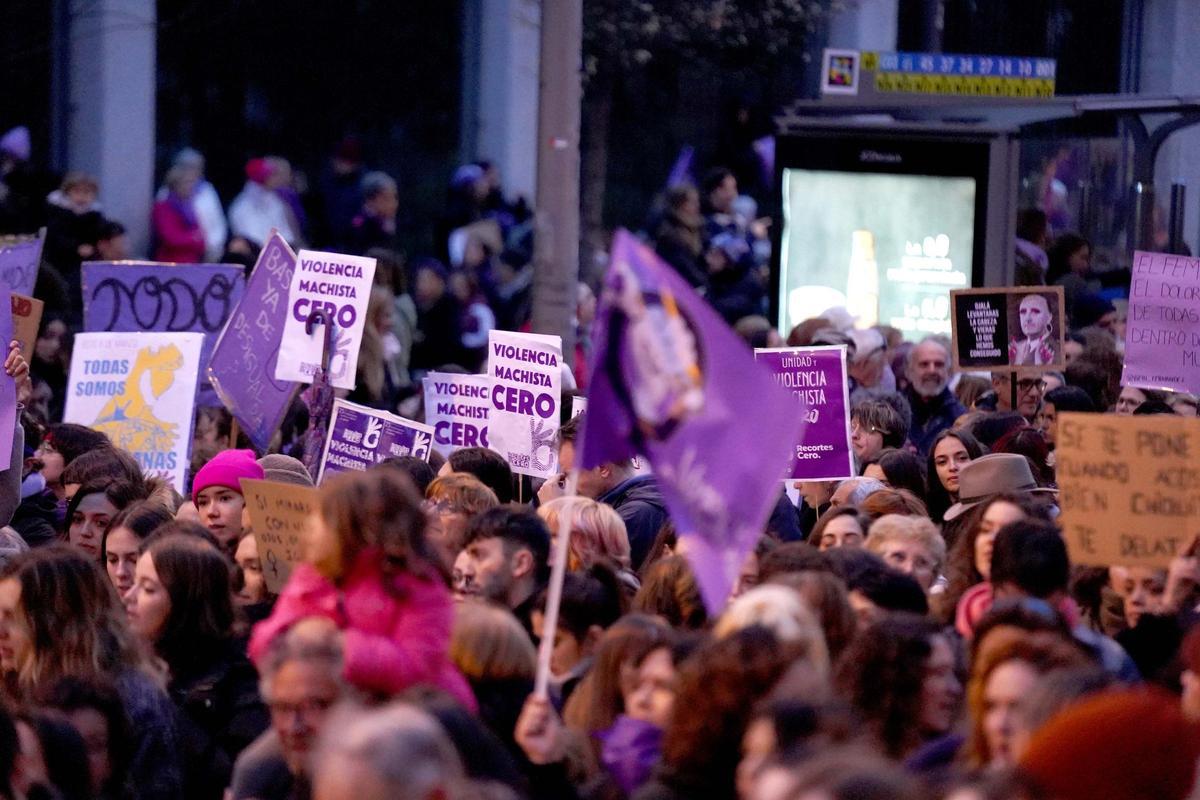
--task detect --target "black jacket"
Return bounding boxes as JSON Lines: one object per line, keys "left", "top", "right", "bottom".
{"left": 598, "top": 475, "right": 668, "bottom": 571}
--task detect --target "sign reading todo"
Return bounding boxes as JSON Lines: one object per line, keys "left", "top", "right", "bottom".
{"left": 241, "top": 478, "right": 319, "bottom": 594}
{"left": 1056, "top": 412, "right": 1200, "bottom": 568}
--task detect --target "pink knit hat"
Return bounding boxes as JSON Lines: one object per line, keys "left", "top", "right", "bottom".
{"left": 192, "top": 449, "right": 264, "bottom": 496}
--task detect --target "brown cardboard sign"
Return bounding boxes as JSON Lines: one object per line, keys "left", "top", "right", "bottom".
{"left": 10, "top": 294, "right": 42, "bottom": 358}
{"left": 1056, "top": 412, "right": 1200, "bottom": 568}
{"left": 241, "top": 478, "right": 319, "bottom": 593}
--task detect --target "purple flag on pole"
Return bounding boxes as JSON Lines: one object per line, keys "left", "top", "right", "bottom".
{"left": 207, "top": 233, "right": 300, "bottom": 449}
{"left": 580, "top": 230, "right": 804, "bottom": 611}
{"left": 0, "top": 233, "right": 43, "bottom": 297}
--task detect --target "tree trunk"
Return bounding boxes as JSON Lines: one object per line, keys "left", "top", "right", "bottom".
{"left": 579, "top": 68, "right": 614, "bottom": 286}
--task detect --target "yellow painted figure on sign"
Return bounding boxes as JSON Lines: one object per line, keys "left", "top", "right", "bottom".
{"left": 92, "top": 344, "right": 183, "bottom": 453}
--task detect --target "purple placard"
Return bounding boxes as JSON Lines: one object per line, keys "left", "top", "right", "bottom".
{"left": 1123, "top": 250, "right": 1200, "bottom": 394}
{"left": 207, "top": 234, "right": 299, "bottom": 449}
{"left": 754, "top": 346, "right": 854, "bottom": 481}
{"left": 0, "top": 283, "right": 15, "bottom": 470}
{"left": 581, "top": 230, "right": 805, "bottom": 612}
{"left": 318, "top": 399, "right": 434, "bottom": 483}
{"left": 82, "top": 261, "right": 246, "bottom": 406}
{"left": 0, "top": 233, "right": 43, "bottom": 297}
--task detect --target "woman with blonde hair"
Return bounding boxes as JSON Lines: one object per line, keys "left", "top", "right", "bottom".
{"left": 866, "top": 514, "right": 946, "bottom": 594}
{"left": 538, "top": 496, "right": 632, "bottom": 572}
{"left": 714, "top": 584, "right": 830, "bottom": 678}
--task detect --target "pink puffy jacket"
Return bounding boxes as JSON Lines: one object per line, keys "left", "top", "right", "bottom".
{"left": 249, "top": 547, "right": 476, "bottom": 711}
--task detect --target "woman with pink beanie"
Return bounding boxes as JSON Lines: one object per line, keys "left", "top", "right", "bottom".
{"left": 191, "top": 449, "right": 264, "bottom": 558}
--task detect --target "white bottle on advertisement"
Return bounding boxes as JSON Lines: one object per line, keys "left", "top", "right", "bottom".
{"left": 846, "top": 229, "right": 879, "bottom": 327}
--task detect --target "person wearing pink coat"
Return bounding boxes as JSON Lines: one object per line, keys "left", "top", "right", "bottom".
{"left": 248, "top": 469, "right": 476, "bottom": 711}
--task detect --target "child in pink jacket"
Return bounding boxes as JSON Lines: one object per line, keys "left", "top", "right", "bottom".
{"left": 248, "top": 469, "right": 475, "bottom": 710}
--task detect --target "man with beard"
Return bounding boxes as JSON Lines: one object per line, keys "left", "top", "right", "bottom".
{"left": 904, "top": 337, "right": 965, "bottom": 456}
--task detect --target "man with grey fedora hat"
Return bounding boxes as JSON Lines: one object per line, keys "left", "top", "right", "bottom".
{"left": 943, "top": 453, "right": 1057, "bottom": 522}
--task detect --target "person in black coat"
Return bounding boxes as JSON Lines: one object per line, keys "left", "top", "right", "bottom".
{"left": 123, "top": 534, "right": 269, "bottom": 800}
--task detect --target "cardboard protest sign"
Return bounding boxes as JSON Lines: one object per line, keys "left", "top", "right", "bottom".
{"left": 10, "top": 294, "right": 42, "bottom": 359}
{"left": 571, "top": 395, "right": 587, "bottom": 419}
{"left": 208, "top": 233, "right": 300, "bottom": 450}
{"left": 487, "top": 330, "right": 562, "bottom": 478}
{"left": 755, "top": 346, "right": 854, "bottom": 480}
{"left": 275, "top": 250, "right": 376, "bottom": 391}
{"left": 1056, "top": 411, "right": 1200, "bottom": 568}
{"left": 951, "top": 286, "right": 1065, "bottom": 371}
{"left": 0, "top": 231, "right": 44, "bottom": 297}
{"left": 241, "top": 478, "right": 319, "bottom": 594}
{"left": 82, "top": 262, "right": 246, "bottom": 404}
{"left": 423, "top": 372, "right": 491, "bottom": 458}
{"left": 317, "top": 398, "right": 434, "bottom": 483}
{"left": 1123, "top": 251, "right": 1200, "bottom": 394}
{"left": 64, "top": 332, "right": 204, "bottom": 492}
{"left": 0, "top": 284, "right": 15, "bottom": 471}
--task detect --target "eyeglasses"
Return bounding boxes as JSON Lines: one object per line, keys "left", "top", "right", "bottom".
{"left": 851, "top": 424, "right": 889, "bottom": 437}
{"left": 422, "top": 499, "right": 456, "bottom": 515}
{"left": 1016, "top": 379, "right": 1043, "bottom": 392}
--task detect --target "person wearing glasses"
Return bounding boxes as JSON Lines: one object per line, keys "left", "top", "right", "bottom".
{"left": 849, "top": 400, "right": 909, "bottom": 471}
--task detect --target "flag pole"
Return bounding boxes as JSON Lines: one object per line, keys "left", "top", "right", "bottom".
{"left": 534, "top": 467, "right": 579, "bottom": 698}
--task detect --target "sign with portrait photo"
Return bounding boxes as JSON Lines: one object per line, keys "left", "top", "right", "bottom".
{"left": 950, "top": 286, "right": 1065, "bottom": 372}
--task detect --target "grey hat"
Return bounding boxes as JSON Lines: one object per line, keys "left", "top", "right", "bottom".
{"left": 943, "top": 453, "right": 1056, "bottom": 522}
{"left": 257, "top": 454, "right": 314, "bottom": 487}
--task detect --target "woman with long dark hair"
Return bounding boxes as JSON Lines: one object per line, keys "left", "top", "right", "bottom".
{"left": 925, "top": 429, "right": 985, "bottom": 525}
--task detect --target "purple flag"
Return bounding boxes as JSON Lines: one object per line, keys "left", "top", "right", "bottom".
{"left": 580, "top": 231, "right": 804, "bottom": 611}
{"left": 82, "top": 261, "right": 246, "bottom": 407}
{"left": 754, "top": 347, "right": 854, "bottom": 481}
{"left": 207, "top": 234, "right": 300, "bottom": 449}
{"left": 318, "top": 399, "right": 434, "bottom": 483}
{"left": 666, "top": 146, "right": 694, "bottom": 189}
{"left": 0, "top": 233, "right": 43, "bottom": 297}
{"left": 0, "top": 283, "right": 15, "bottom": 471}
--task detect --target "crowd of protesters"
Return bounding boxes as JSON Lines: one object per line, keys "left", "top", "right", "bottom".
{"left": 2, "top": 121, "right": 1200, "bottom": 800}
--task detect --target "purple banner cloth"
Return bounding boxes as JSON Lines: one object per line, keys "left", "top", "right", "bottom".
{"left": 207, "top": 234, "right": 300, "bottom": 449}
{"left": 82, "top": 261, "right": 246, "bottom": 406}
{"left": 1122, "top": 250, "right": 1200, "bottom": 394}
{"left": 317, "top": 399, "right": 434, "bottom": 483}
{"left": 0, "top": 234, "right": 43, "bottom": 297}
{"left": 0, "top": 283, "right": 15, "bottom": 471}
{"left": 666, "top": 145, "right": 694, "bottom": 189}
{"left": 754, "top": 347, "right": 854, "bottom": 481}
{"left": 580, "top": 230, "right": 804, "bottom": 611}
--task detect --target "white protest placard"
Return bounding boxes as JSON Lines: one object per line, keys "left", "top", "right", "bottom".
{"left": 423, "top": 372, "right": 492, "bottom": 458}
{"left": 571, "top": 395, "right": 587, "bottom": 419}
{"left": 64, "top": 332, "right": 204, "bottom": 492}
{"left": 487, "top": 330, "right": 562, "bottom": 478}
{"left": 275, "top": 249, "right": 376, "bottom": 391}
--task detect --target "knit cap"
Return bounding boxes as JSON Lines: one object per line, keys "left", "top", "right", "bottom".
{"left": 257, "top": 454, "right": 314, "bottom": 487}
{"left": 192, "top": 449, "right": 264, "bottom": 496}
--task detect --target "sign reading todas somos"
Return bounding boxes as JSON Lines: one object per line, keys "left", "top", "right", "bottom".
{"left": 423, "top": 372, "right": 491, "bottom": 458}
{"left": 317, "top": 398, "right": 434, "bottom": 483}
{"left": 487, "top": 330, "right": 562, "bottom": 478}
{"left": 64, "top": 332, "right": 204, "bottom": 492}
{"left": 1123, "top": 251, "right": 1200, "bottom": 394}
{"left": 950, "top": 286, "right": 1064, "bottom": 371}
{"left": 241, "top": 478, "right": 319, "bottom": 594}
{"left": 209, "top": 233, "right": 301, "bottom": 450}
{"left": 754, "top": 346, "right": 854, "bottom": 480}
{"left": 1057, "top": 412, "right": 1200, "bottom": 568}
{"left": 275, "top": 250, "right": 376, "bottom": 391}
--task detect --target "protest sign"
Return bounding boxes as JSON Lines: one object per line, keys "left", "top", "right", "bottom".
{"left": 571, "top": 395, "right": 587, "bottom": 419}
{"left": 487, "top": 330, "right": 562, "bottom": 478}
{"left": 0, "top": 231, "right": 43, "bottom": 297}
{"left": 951, "top": 286, "right": 1065, "bottom": 371}
{"left": 10, "top": 293, "right": 42, "bottom": 359}
{"left": 317, "top": 398, "right": 434, "bottom": 483}
{"left": 208, "top": 233, "right": 300, "bottom": 450}
{"left": 1056, "top": 411, "right": 1200, "bottom": 568}
{"left": 82, "top": 261, "right": 245, "bottom": 404}
{"left": 423, "top": 372, "right": 491, "bottom": 458}
{"left": 241, "top": 478, "right": 319, "bottom": 594}
{"left": 581, "top": 231, "right": 804, "bottom": 611}
{"left": 0, "top": 284, "right": 15, "bottom": 470}
{"left": 64, "top": 332, "right": 204, "bottom": 492}
{"left": 755, "top": 346, "right": 854, "bottom": 480}
{"left": 275, "top": 249, "right": 375, "bottom": 391}
{"left": 1123, "top": 251, "right": 1200, "bottom": 394}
